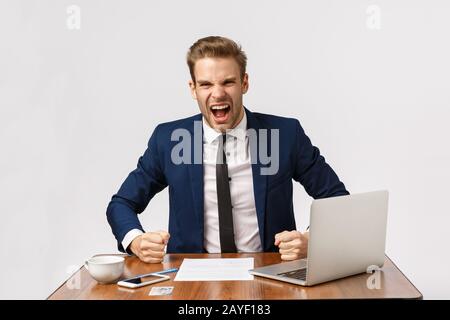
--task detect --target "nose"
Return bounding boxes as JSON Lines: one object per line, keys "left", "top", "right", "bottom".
{"left": 211, "top": 84, "right": 227, "bottom": 100}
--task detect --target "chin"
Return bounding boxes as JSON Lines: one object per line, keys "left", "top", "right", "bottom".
{"left": 212, "top": 123, "right": 230, "bottom": 132}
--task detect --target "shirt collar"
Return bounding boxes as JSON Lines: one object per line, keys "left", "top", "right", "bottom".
{"left": 202, "top": 111, "right": 247, "bottom": 144}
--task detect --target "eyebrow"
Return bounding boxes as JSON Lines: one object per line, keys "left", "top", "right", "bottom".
{"left": 196, "top": 77, "right": 237, "bottom": 85}
{"left": 222, "top": 77, "right": 237, "bottom": 82}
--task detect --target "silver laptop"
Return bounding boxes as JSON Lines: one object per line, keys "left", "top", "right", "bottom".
{"left": 249, "top": 190, "right": 389, "bottom": 286}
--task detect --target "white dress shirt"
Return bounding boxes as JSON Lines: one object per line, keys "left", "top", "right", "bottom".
{"left": 122, "top": 112, "right": 262, "bottom": 253}
{"left": 202, "top": 112, "right": 262, "bottom": 253}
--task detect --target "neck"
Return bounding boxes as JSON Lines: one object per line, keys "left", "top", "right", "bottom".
{"left": 229, "top": 106, "right": 245, "bottom": 130}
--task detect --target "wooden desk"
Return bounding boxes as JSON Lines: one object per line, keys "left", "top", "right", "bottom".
{"left": 48, "top": 253, "right": 422, "bottom": 300}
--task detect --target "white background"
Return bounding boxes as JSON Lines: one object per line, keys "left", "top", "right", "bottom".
{"left": 1, "top": 0, "right": 449, "bottom": 299}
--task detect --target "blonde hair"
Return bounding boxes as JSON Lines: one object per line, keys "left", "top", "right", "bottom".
{"left": 187, "top": 36, "right": 247, "bottom": 83}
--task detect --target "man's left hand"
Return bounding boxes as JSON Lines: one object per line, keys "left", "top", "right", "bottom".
{"left": 274, "top": 230, "right": 309, "bottom": 261}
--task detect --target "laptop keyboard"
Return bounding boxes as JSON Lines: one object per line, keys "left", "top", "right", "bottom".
{"left": 278, "top": 268, "right": 307, "bottom": 281}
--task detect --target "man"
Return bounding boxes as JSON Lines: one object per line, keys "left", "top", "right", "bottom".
{"left": 106, "top": 36, "right": 349, "bottom": 264}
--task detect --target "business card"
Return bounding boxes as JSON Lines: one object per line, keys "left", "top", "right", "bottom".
{"left": 149, "top": 286, "right": 174, "bottom": 296}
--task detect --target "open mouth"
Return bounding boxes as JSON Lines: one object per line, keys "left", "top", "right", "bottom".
{"left": 210, "top": 104, "right": 231, "bottom": 123}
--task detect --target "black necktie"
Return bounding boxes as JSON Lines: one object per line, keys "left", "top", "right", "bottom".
{"left": 216, "top": 134, "right": 237, "bottom": 253}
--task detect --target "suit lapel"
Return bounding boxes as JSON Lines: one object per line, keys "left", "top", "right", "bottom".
{"left": 187, "top": 114, "right": 205, "bottom": 247}
{"left": 245, "top": 108, "right": 268, "bottom": 250}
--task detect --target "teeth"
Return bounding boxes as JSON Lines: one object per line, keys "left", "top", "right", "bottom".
{"left": 211, "top": 105, "right": 229, "bottom": 110}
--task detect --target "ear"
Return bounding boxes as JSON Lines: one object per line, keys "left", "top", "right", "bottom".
{"left": 241, "top": 73, "right": 249, "bottom": 94}
{"left": 189, "top": 79, "right": 197, "bottom": 100}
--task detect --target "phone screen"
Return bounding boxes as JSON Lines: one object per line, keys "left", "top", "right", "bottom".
{"left": 123, "top": 274, "right": 163, "bottom": 284}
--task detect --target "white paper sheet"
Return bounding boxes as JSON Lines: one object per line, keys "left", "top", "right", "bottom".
{"left": 174, "top": 258, "right": 254, "bottom": 281}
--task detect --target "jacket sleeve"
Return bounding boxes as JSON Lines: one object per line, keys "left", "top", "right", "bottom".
{"left": 292, "top": 120, "right": 349, "bottom": 199}
{"left": 106, "top": 125, "right": 168, "bottom": 253}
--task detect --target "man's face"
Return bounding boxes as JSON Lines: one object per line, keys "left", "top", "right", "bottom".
{"left": 189, "top": 57, "right": 249, "bottom": 132}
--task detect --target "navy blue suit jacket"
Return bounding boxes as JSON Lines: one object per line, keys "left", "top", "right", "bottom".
{"left": 106, "top": 108, "right": 349, "bottom": 253}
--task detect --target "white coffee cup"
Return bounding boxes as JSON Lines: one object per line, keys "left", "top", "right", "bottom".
{"left": 84, "top": 255, "right": 125, "bottom": 284}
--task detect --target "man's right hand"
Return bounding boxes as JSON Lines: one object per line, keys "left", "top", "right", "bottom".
{"left": 129, "top": 230, "right": 170, "bottom": 263}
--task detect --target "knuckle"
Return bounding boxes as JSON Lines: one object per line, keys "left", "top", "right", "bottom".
{"left": 142, "top": 233, "right": 152, "bottom": 241}
{"left": 141, "top": 250, "right": 151, "bottom": 258}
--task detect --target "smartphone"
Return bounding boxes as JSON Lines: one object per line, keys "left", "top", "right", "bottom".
{"left": 117, "top": 273, "right": 170, "bottom": 288}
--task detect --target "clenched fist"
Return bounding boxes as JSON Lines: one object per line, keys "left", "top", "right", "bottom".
{"left": 130, "top": 230, "right": 170, "bottom": 263}
{"left": 274, "top": 230, "right": 309, "bottom": 261}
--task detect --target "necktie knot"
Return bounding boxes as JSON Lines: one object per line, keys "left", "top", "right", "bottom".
{"left": 216, "top": 134, "right": 228, "bottom": 165}
{"left": 221, "top": 133, "right": 227, "bottom": 145}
